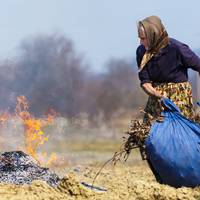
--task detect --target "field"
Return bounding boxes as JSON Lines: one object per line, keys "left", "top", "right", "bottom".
{"left": 0, "top": 117, "right": 200, "bottom": 199}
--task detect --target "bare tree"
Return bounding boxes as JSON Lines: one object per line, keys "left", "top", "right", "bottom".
{"left": 93, "top": 58, "right": 146, "bottom": 121}
{"left": 15, "top": 33, "right": 88, "bottom": 117}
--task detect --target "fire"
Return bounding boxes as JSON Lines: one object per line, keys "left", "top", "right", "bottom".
{"left": 22, "top": 119, "right": 48, "bottom": 159}
{"left": 41, "top": 152, "right": 58, "bottom": 166}
{"left": 0, "top": 112, "right": 9, "bottom": 124}
{"left": 0, "top": 95, "right": 59, "bottom": 166}
{"left": 15, "top": 96, "right": 55, "bottom": 162}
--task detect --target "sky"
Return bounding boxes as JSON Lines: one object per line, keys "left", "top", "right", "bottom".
{"left": 1, "top": 0, "right": 200, "bottom": 72}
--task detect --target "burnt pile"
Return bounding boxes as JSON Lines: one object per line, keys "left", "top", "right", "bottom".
{"left": 0, "top": 151, "right": 60, "bottom": 187}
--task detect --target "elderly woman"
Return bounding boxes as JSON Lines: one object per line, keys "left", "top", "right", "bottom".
{"left": 137, "top": 16, "right": 200, "bottom": 123}
{"left": 136, "top": 16, "right": 200, "bottom": 183}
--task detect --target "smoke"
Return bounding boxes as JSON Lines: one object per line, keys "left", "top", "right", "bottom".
{"left": 0, "top": 33, "right": 146, "bottom": 123}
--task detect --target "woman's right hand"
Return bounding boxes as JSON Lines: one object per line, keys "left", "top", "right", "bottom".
{"left": 141, "top": 83, "right": 165, "bottom": 98}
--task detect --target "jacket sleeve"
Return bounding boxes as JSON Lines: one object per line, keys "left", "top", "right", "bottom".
{"left": 178, "top": 42, "right": 200, "bottom": 72}
{"left": 138, "top": 68, "right": 151, "bottom": 85}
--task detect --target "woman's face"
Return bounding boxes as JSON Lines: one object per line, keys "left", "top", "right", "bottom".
{"left": 138, "top": 27, "right": 149, "bottom": 50}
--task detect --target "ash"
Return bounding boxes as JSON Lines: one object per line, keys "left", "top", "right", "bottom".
{"left": 0, "top": 151, "right": 60, "bottom": 187}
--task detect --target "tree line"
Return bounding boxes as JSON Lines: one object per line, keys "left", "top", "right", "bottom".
{"left": 1, "top": 33, "right": 186, "bottom": 124}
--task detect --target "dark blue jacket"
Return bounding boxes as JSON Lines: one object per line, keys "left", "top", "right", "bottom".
{"left": 136, "top": 38, "right": 200, "bottom": 85}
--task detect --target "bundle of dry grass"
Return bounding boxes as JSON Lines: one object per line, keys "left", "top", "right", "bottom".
{"left": 123, "top": 119, "right": 151, "bottom": 160}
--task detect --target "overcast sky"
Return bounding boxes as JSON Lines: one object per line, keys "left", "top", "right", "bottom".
{"left": 1, "top": 0, "right": 200, "bottom": 71}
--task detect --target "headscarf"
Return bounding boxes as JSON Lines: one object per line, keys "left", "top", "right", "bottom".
{"left": 138, "top": 16, "right": 169, "bottom": 70}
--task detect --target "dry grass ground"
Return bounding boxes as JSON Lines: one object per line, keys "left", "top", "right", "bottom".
{"left": 0, "top": 117, "right": 200, "bottom": 199}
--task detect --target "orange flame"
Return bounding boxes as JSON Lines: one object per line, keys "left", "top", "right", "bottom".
{"left": 15, "top": 96, "right": 54, "bottom": 160}
{"left": 0, "top": 95, "right": 58, "bottom": 165}
{"left": 0, "top": 112, "right": 9, "bottom": 124}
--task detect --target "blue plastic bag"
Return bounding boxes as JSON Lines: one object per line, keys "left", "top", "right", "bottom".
{"left": 145, "top": 98, "right": 200, "bottom": 188}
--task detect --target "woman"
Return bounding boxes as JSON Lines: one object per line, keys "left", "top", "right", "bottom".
{"left": 136, "top": 15, "right": 200, "bottom": 183}
{"left": 136, "top": 16, "right": 200, "bottom": 123}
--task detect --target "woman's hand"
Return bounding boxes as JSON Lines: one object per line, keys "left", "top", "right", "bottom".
{"left": 142, "top": 83, "right": 168, "bottom": 112}
{"left": 141, "top": 83, "right": 164, "bottom": 98}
